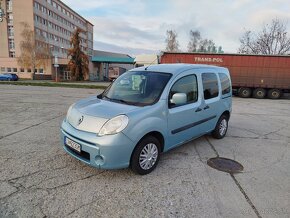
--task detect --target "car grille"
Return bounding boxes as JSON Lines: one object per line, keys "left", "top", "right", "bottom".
{"left": 65, "top": 145, "right": 90, "bottom": 162}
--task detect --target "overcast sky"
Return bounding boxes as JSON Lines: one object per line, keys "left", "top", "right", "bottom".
{"left": 62, "top": 0, "right": 290, "bottom": 56}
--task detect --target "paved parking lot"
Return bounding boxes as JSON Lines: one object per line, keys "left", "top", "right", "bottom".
{"left": 0, "top": 85, "right": 289, "bottom": 218}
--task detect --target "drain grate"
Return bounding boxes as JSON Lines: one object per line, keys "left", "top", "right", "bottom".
{"left": 207, "top": 157, "right": 243, "bottom": 174}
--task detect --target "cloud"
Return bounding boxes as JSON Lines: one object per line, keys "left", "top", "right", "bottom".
{"left": 62, "top": 0, "right": 290, "bottom": 54}
{"left": 94, "top": 41, "right": 158, "bottom": 56}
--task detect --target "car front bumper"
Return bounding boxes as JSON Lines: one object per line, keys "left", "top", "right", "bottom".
{"left": 60, "top": 119, "right": 135, "bottom": 169}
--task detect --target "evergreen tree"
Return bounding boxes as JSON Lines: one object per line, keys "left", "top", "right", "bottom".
{"left": 68, "top": 28, "right": 89, "bottom": 81}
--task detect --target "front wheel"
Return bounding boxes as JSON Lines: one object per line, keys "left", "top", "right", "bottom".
{"left": 212, "top": 115, "right": 229, "bottom": 139}
{"left": 131, "top": 136, "right": 161, "bottom": 175}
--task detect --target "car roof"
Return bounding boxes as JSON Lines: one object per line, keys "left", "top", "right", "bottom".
{"left": 133, "top": 64, "right": 227, "bottom": 75}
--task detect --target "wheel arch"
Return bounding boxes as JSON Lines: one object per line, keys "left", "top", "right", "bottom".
{"left": 221, "top": 110, "right": 230, "bottom": 120}
{"left": 129, "top": 131, "right": 165, "bottom": 166}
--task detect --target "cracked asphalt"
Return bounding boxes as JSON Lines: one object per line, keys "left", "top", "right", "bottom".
{"left": 0, "top": 85, "right": 289, "bottom": 218}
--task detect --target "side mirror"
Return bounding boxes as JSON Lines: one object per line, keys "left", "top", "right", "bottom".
{"left": 171, "top": 93, "right": 187, "bottom": 105}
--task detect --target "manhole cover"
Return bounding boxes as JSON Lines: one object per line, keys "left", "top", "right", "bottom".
{"left": 207, "top": 157, "right": 243, "bottom": 173}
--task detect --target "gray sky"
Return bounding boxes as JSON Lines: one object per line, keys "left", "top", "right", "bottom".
{"left": 62, "top": 0, "right": 290, "bottom": 56}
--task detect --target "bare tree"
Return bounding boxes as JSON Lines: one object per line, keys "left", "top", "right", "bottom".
{"left": 165, "top": 30, "right": 180, "bottom": 52}
{"left": 238, "top": 18, "right": 290, "bottom": 55}
{"left": 187, "top": 30, "right": 201, "bottom": 52}
{"left": 187, "top": 30, "right": 223, "bottom": 53}
{"left": 17, "top": 22, "right": 51, "bottom": 79}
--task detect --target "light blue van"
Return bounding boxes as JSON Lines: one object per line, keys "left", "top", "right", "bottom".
{"left": 60, "top": 64, "right": 232, "bottom": 175}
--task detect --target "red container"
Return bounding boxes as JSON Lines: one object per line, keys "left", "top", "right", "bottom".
{"left": 161, "top": 52, "right": 290, "bottom": 98}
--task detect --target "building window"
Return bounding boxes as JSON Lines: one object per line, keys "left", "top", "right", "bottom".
{"left": 1, "top": 67, "right": 5, "bottom": 73}
{"left": 6, "top": 0, "right": 12, "bottom": 11}
{"left": 8, "top": 26, "right": 14, "bottom": 36}
{"left": 34, "top": 69, "right": 38, "bottom": 73}
{"left": 20, "top": 68, "right": 25, "bottom": 73}
{"left": 9, "top": 52, "right": 15, "bottom": 58}
{"left": 47, "top": 0, "right": 52, "bottom": 4}
{"left": 39, "top": 69, "right": 44, "bottom": 74}
{"left": 7, "top": 68, "right": 12, "bottom": 73}
{"left": 52, "top": 1, "right": 56, "bottom": 8}
{"left": 7, "top": 13, "right": 13, "bottom": 24}
{"left": 8, "top": 39, "right": 15, "bottom": 49}
{"left": 27, "top": 69, "right": 32, "bottom": 72}
{"left": 13, "top": 68, "right": 17, "bottom": 73}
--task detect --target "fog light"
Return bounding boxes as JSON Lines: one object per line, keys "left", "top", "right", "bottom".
{"left": 95, "top": 155, "right": 105, "bottom": 165}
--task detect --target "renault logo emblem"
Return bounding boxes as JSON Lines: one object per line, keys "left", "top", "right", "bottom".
{"left": 78, "top": 116, "right": 84, "bottom": 126}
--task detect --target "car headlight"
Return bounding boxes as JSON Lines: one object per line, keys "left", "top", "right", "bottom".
{"left": 98, "top": 115, "right": 129, "bottom": 136}
{"left": 66, "top": 103, "right": 75, "bottom": 121}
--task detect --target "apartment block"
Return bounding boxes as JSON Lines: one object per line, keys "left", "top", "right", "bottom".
{"left": 0, "top": 0, "right": 94, "bottom": 80}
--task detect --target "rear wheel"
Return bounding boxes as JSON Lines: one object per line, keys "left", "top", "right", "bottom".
{"left": 238, "top": 87, "right": 252, "bottom": 98}
{"left": 131, "top": 136, "right": 161, "bottom": 175}
{"left": 267, "top": 89, "right": 281, "bottom": 99}
{"left": 212, "top": 115, "right": 229, "bottom": 139}
{"left": 253, "top": 88, "right": 266, "bottom": 99}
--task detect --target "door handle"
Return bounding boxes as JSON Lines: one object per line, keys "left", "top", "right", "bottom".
{"left": 204, "top": 105, "right": 210, "bottom": 110}
{"left": 195, "top": 107, "right": 202, "bottom": 112}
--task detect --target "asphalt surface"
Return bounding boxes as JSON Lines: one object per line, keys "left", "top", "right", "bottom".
{"left": 0, "top": 85, "right": 289, "bottom": 218}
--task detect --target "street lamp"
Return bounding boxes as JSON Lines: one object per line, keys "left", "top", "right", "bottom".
{"left": 50, "top": 42, "right": 64, "bottom": 82}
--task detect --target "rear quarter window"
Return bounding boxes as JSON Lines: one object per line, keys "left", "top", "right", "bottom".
{"left": 202, "top": 73, "right": 219, "bottom": 100}
{"left": 218, "top": 73, "right": 231, "bottom": 95}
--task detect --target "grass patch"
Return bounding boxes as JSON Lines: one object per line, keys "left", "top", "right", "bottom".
{"left": 0, "top": 81, "right": 107, "bottom": 90}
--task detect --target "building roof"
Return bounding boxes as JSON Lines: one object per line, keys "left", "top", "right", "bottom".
{"left": 92, "top": 50, "right": 134, "bottom": 64}
{"left": 57, "top": 0, "right": 94, "bottom": 26}
{"left": 92, "top": 56, "right": 134, "bottom": 64}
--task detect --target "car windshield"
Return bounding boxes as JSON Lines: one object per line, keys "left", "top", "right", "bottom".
{"left": 100, "top": 71, "right": 172, "bottom": 106}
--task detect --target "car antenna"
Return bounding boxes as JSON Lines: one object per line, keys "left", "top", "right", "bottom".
{"left": 145, "top": 53, "right": 162, "bottom": 71}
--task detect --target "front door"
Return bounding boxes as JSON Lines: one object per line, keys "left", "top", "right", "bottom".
{"left": 167, "top": 74, "right": 203, "bottom": 150}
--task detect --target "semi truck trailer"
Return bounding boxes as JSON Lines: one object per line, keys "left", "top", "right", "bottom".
{"left": 161, "top": 52, "right": 290, "bottom": 99}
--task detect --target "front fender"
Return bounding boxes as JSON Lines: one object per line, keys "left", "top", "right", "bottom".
{"left": 123, "top": 116, "right": 167, "bottom": 144}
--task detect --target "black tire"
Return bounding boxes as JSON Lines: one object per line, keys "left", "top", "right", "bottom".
{"left": 212, "top": 115, "right": 229, "bottom": 139}
{"left": 253, "top": 88, "right": 266, "bottom": 99}
{"left": 238, "top": 87, "right": 252, "bottom": 98}
{"left": 267, "top": 89, "right": 281, "bottom": 99}
{"left": 131, "top": 136, "right": 161, "bottom": 175}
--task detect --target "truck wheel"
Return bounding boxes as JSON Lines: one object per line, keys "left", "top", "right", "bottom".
{"left": 253, "top": 88, "right": 266, "bottom": 99}
{"left": 267, "top": 89, "right": 281, "bottom": 99}
{"left": 212, "top": 115, "right": 229, "bottom": 139}
{"left": 238, "top": 87, "right": 252, "bottom": 98}
{"left": 131, "top": 136, "right": 161, "bottom": 175}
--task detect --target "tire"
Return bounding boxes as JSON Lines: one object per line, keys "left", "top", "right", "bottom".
{"left": 267, "top": 89, "right": 281, "bottom": 99}
{"left": 253, "top": 88, "right": 266, "bottom": 99}
{"left": 238, "top": 87, "right": 252, "bottom": 98}
{"left": 212, "top": 115, "right": 229, "bottom": 139}
{"left": 131, "top": 136, "right": 161, "bottom": 175}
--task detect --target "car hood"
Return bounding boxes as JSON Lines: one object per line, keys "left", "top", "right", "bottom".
{"left": 67, "top": 96, "right": 139, "bottom": 133}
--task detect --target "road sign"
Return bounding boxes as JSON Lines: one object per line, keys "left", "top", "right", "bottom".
{"left": 54, "top": 64, "right": 59, "bottom": 68}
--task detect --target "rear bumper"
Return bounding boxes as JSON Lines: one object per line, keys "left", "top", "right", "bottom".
{"left": 60, "top": 119, "right": 135, "bottom": 169}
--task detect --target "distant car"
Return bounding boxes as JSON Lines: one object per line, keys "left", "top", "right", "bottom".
{"left": 61, "top": 64, "right": 232, "bottom": 175}
{"left": 0, "top": 74, "right": 12, "bottom": 81}
{"left": 4, "top": 73, "right": 19, "bottom": 81}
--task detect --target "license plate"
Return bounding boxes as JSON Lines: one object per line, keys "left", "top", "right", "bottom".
{"left": 65, "top": 137, "right": 81, "bottom": 153}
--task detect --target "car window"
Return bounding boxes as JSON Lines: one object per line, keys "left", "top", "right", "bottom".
{"left": 218, "top": 73, "right": 231, "bottom": 95}
{"left": 169, "top": 75, "right": 198, "bottom": 108}
{"left": 101, "top": 71, "right": 172, "bottom": 106}
{"left": 202, "top": 73, "right": 219, "bottom": 100}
